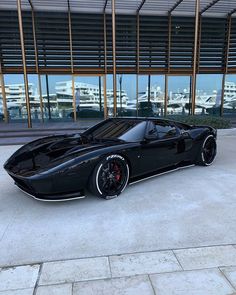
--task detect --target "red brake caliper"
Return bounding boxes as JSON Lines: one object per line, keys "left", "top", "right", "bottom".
{"left": 113, "top": 163, "right": 121, "bottom": 181}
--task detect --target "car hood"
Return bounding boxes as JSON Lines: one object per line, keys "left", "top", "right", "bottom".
{"left": 4, "top": 134, "right": 121, "bottom": 176}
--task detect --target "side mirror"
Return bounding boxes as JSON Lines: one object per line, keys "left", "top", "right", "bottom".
{"left": 181, "top": 131, "right": 190, "bottom": 139}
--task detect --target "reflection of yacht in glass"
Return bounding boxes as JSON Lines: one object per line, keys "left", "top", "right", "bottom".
{"left": 3, "top": 80, "right": 236, "bottom": 120}
{"left": 56, "top": 81, "right": 129, "bottom": 117}
{"left": 3, "top": 80, "right": 130, "bottom": 120}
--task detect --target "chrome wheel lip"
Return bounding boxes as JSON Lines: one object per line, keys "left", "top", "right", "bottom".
{"left": 95, "top": 157, "right": 129, "bottom": 198}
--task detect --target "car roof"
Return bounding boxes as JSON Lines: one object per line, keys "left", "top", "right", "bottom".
{"left": 108, "top": 117, "right": 191, "bottom": 129}
{"left": 108, "top": 117, "right": 172, "bottom": 123}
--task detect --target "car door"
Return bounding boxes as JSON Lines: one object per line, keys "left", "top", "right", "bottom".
{"left": 138, "top": 120, "right": 186, "bottom": 175}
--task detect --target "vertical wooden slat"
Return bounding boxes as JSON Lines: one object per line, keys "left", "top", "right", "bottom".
{"left": 17, "top": 0, "right": 32, "bottom": 127}
{"left": 112, "top": 0, "right": 117, "bottom": 117}
{"left": 103, "top": 10, "right": 108, "bottom": 119}
{"left": 221, "top": 15, "right": 232, "bottom": 117}
{"left": 31, "top": 5, "right": 44, "bottom": 122}
{"left": 136, "top": 13, "right": 139, "bottom": 117}
{"left": 191, "top": 0, "right": 200, "bottom": 116}
{"left": 0, "top": 60, "right": 8, "bottom": 123}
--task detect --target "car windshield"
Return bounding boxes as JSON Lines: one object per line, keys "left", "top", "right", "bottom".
{"left": 83, "top": 119, "right": 146, "bottom": 143}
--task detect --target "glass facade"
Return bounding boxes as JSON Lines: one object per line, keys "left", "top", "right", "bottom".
{"left": 224, "top": 75, "right": 236, "bottom": 118}
{"left": 40, "top": 75, "right": 73, "bottom": 121}
{"left": 167, "top": 76, "right": 191, "bottom": 116}
{"left": 195, "top": 74, "right": 223, "bottom": 116}
{"left": 4, "top": 74, "right": 27, "bottom": 122}
{"left": 138, "top": 75, "right": 165, "bottom": 117}
{"left": 0, "top": 76, "right": 3, "bottom": 122}
{"left": 1, "top": 73, "right": 236, "bottom": 127}
{"left": 117, "top": 74, "right": 136, "bottom": 117}
{"left": 0, "top": 6, "right": 234, "bottom": 128}
{"left": 73, "top": 76, "right": 104, "bottom": 119}
{"left": 27, "top": 74, "right": 42, "bottom": 121}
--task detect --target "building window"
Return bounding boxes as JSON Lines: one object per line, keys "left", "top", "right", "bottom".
{"left": 195, "top": 74, "right": 223, "bottom": 116}
{"left": 224, "top": 75, "right": 236, "bottom": 118}
{"left": 138, "top": 75, "right": 165, "bottom": 117}
{"left": 4, "top": 74, "right": 27, "bottom": 122}
{"left": 40, "top": 75, "right": 73, "bottom": 121}
{"left": 167, "top": 76, "right": 191, "bottom": 116}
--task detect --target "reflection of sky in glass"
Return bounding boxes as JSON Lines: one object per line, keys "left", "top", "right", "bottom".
{"left": 196, "top": 74, "right": 223, "bottom": 95}
{"left": 225, "top": 75, "right": 236, "bottom": 84}
{"left": 168, "top": 76, "right": 190, "bottom": 94}
{"left": 4, "top": 74, "right": 24, "bottom": 85}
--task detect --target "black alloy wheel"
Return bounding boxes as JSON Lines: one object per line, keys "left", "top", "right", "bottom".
{"left": 89, "top": 155, "right": 129, "bottom": 199}
{"left": 196, "top": 135, "right": 217, "bottom": 166}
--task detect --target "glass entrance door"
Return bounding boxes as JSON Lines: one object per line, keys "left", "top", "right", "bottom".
{"left": 73, "top": 75, "right": 106, "bottom": 122}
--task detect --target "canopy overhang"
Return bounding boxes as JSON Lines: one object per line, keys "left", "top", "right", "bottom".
{"left": 0, "top": 0, "right": 235, "bottom": 17}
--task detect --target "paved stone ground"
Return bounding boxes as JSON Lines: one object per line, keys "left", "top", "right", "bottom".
{"left": 1, "top": 246, "right": 236, "bottom": 294}
{"left": 0, "top": 129, "right": 236, "bottom": 294}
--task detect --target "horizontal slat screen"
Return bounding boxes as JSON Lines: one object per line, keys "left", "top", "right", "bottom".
{"left": 228, "top": 18, "right": 236, "bottom": 69}
{"left": 0, "top": 10, "right": 23, "bottom": 71}
{"left": 170, "top": 16, "right": 195, "bottom": 68}
{"left": 0, "top": 10, "right": 235, "bottom": 74}
{"left": 35, "top": 11, "right": 71, "bottom": 70}
{"left": 199, "top": 17, "right": 227, "bottom": 70}
{"left": 139, "top": 16, "right": 168, "bottom": 69}
{"left": 71, "top": 13, "right": 104, "bottom": 69}
{"left": 106, "top": 14, "right": 137, "bottom": 70}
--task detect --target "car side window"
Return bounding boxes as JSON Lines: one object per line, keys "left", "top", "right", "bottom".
{"left": 153, "top": 121, "right": 178, "bottom": 139}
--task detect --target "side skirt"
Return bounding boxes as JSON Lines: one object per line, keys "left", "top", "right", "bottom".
{"left": 129, "top": 163, "right": 195, "bottom": 186}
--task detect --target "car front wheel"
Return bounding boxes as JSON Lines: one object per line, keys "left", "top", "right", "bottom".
{"left": 89, "top": 154, "right": 129, "bottom": 199}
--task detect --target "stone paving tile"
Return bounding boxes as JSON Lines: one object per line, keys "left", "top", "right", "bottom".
{"left": 221, "top": 266, "right": 236, "bottom": 289}
{"left": 39, "top": 257, "right": 110, "bottom": 285}
{"left": 36, "top": 283, "right": 72, "bottom": 295}
{"left": 0, "top": 289, "right": 34, "bottom": 295}
{"left": 109, "top": 250, "right": 181, "bottom": 277}
{"left": 174, "top": 245, "right": 236, "bottom": 270}
{"left": 150, "top": 268, "right": 235, "bottom": 295}
{"left": 0, "top": 265, "right": 39, "bottom": 292}
{"left": 73, "top": 275, "right": 155, "bottom": 295}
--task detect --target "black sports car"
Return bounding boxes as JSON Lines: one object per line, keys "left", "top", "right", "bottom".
{"left": 4, "top": 117, "right": 217, "bottom": 201}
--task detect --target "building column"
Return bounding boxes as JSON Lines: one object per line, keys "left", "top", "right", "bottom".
{"left": 191, "top": 0, "right": 200, "bottom": 116}
{"left": 31, "top": 3, "right": 44, "bottom": 122}
{"left": 221, "top": 15, "right": 231, "bottom": 117}
{"left": 17, "top": 0, "right": 32, "bottom": 128}
{"left": 68, "top": 0, "right": 76, "bottom": 121}
{"left": 136, "top": 13, "right": 140, "bottom": 116}
{"left": 112, "top": 0, "right": 117, "bottom": 116}
{"left": 0, "top": 61, "right": 8, "bottom": 123}
{"left": 165, "top": 14, "right": 172, "bottom": 117}
{"left": 103, "top": 10, "right": 108, "bottom": 119}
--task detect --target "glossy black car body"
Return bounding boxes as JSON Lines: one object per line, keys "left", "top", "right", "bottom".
{"left": 4, "top": 117, "right": 217, "bottom": 201}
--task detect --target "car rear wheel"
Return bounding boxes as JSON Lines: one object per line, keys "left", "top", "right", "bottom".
{"left": 195, "top": 135, "right": 216, "bottom": 166}
{"left": 89, "top": 155, "right": 129, "bottom": 199}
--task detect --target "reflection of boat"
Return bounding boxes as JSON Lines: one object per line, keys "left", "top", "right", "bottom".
{"left": 57, "top": 81, "right": 129, "bottom": 111}
{"left": 3, "top": 79, "right": 236, "bottom": 119}
{"left": 206, "top": 98, "right": 236, "bottom": 115}
{"left": 167, "top": 103, "right": 206, "bottom": 115}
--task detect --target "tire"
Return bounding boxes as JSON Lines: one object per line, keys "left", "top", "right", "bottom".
{"left": 89, "top": 154, "right": 129, "bottom": 199}
{"left": 195, "top": 135, "right": 217, "bottom": 166}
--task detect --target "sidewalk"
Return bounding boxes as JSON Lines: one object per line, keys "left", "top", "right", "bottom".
{"left": 1, "top": 245, "right": 236, "bottom": 294}
{"left": 1, "top": 129, "right": 236, "bottom": 294}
